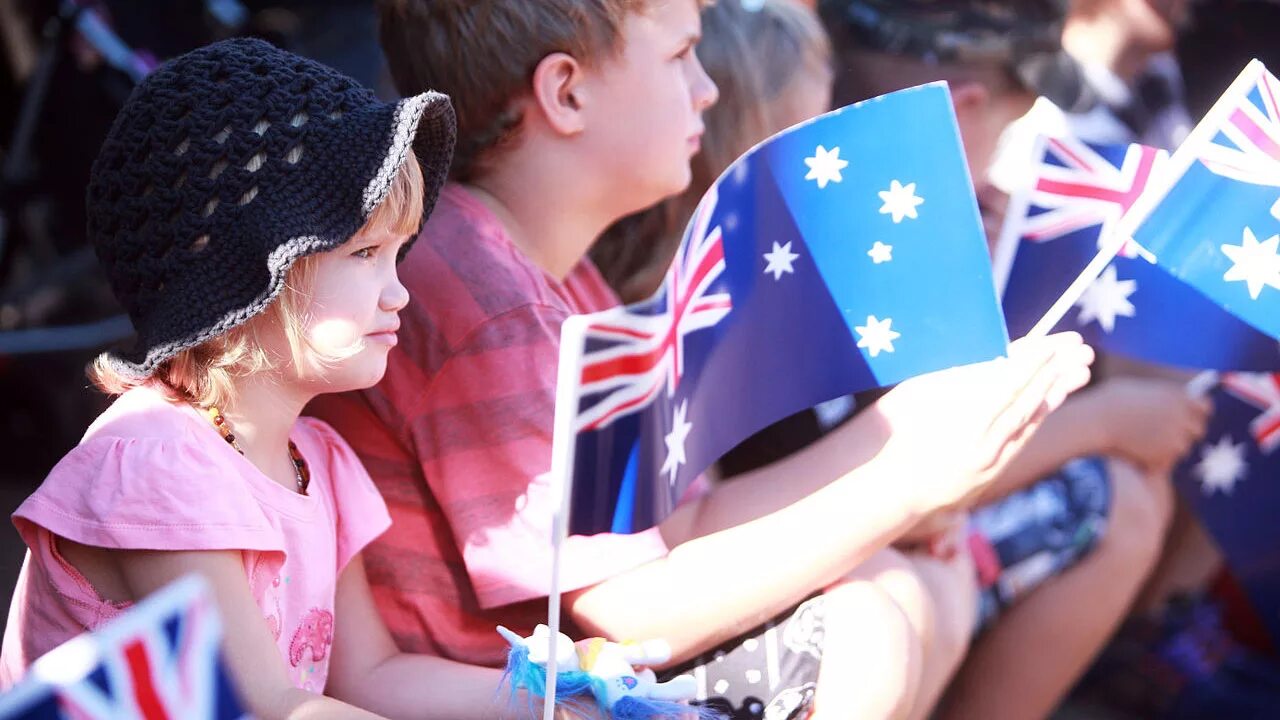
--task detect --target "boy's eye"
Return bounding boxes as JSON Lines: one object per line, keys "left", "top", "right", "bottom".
{"left": 351, "top": 246, "right": 377, "bottom": 259}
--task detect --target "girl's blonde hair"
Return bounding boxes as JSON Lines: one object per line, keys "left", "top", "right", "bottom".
{"left": 89, "top": 151, "right": 426, "bottom": 409}
{"left": 592, "top": 0, "right": 832, "bottom": 302}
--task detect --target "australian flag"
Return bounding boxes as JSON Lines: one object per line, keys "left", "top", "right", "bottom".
{"left": 0, "top": 577, "right": 248, "bottom": 720}
{"left": 1123, "top": 60, "right": 1280, "bottom": 340}
{"left": 995, "top": 134, "right": 1280, "bottom": 370}
{"left": 1174, "top": 372, "right": 1280, "bottom": 646}
{"left": 562, "top": 83, "right": 1011, "bottom": 535}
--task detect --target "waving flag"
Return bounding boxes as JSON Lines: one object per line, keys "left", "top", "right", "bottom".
{"left": 995, "top": 134, "right": 1280, "bottom": 370}
{"left": 558, "top": 83, "right": 1010, "bottom": 535}
{"left": 1174, "top": 372, "right": 1280, "bottom": 646}
{"left": 0, "top": 577, "right": 247, "bottom": 720}
{"left": 1121, "top": 60, "right": 1280, "bottom": 340}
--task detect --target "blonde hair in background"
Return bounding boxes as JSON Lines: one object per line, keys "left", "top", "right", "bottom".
{"left": 592, "top": 0, "right": 832, "bottom": 302}
{"left": 90, "top": 151, "right": 426, "bottom": 409}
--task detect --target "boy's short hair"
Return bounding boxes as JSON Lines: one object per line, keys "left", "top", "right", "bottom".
{"left": 377, "top": 0, "right": 644, "bottom": 181}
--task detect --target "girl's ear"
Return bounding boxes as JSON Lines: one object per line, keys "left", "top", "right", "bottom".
{"left": 529, "top": 52, "right": 587, "bottom": 136}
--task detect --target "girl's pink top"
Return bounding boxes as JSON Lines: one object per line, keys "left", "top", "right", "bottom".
{"left": 0, "top": 385, "right": 391, "bottom": 692}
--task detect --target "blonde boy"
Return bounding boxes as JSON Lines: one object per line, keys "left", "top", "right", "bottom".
{"left": 310, "top": 1, "right": 1093, "bottom": 717}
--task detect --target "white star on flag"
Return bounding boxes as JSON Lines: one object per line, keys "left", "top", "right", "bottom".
{"left": 1194, "top": 435, "right": 1249, "bottom": 496}
{"left": 661, "top": 401, "right": 694, "bottom": 487}
{"left": 763, "top": 241, "right": 800, "bottom": 281}
{"left": 878, "top": 180, "right": 924, "bottom": 223}
{"left": 804, "top": 145, "right": 849, "bottom": 189}
{"left": 1220, "top": 227, "right": 1280, "bottom": 300}
{"left": 1272, "top": 196, "right": 1280, "bottom": 222}
{"left": 868, "top": 241, "right": 893, "bottom": 264}
{"left": 855, "top": 315, "right": 900, "bottom": 358}
{"left": 1075, "top": 265, "right": 1137, "bottom": 333}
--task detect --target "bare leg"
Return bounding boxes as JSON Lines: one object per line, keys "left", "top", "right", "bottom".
{"left": 1133, "top": 497, "right": 1223, "bottom": 615}
{"left": 904, "top": 547, "right": 977, "bottom": 720}
{"left": 811, "top": 550, "right": 924, "bottom": 720}
{"left": 936, "top": 459, "right": 1173, "bottom": 720}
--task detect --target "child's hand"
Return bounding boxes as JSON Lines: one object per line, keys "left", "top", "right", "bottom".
{"left": 874, "top": 333, "right": 1095, "bottom": 516}
{"left": 1090, "top": 376, "right": 1211, "bottom": 476}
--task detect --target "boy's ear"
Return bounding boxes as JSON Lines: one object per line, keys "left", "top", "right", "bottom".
{"left": 530, "top": 52, "right": 587, "bottom": 136}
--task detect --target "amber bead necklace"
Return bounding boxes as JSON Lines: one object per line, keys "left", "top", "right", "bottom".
{"left": 205, "top": 406, "right": 310, "bottom": 494}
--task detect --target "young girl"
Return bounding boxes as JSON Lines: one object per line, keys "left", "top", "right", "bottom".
{"left": 0, "top": 38, "right": 590, "bottom": 720}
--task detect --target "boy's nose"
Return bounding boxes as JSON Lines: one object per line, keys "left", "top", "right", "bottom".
{"left": 692, "top": 58, "right": 719, "bottom": 112}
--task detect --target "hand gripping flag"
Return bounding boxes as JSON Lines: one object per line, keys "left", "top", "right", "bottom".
{"left": 995, "top": 134, "right": 1280, "bottom": 370}
{"left": 0, "top": 576, "right": 248, "bottom": 720}
{"left": 554, "top": 83, "right": 1011, "bottom": 536}
{"left": 1120, "top": 60, "right": 1280, "bottom": 340}
{"left": 1174, "top": 372, "right": 1280, "bottom": 646}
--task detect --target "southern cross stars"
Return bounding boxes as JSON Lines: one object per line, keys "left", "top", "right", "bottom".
{"left": 804, "top": 145, "right": 849, "bottom": 189}
{"left": 1194, "top": 435, "right": 1249, "bottom": 496}
{"left": 1075, "top": 265, "right": 1137, "bottom": 333}
{"left": 867, "top": 241, "right": 893, "bottom": 264}
{"left": 855, "top": 315, "right": 900, "bottom": 357}
{"left": 878, "top": 180, "right": 924, "bottom": 223}
{"left": 661, "top": 401, "right": 694, "bottom": 487}
{"left": 1221, "top": 227, "right": 1280, "bottom": 300}
{"left": 763, "top": 241, "right": 800, "bottom": 280}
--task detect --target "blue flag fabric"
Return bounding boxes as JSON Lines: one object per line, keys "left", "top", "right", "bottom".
{"left": 0, "top": 577, "right": 248, "bottom": 720}
{"left": 562, "top": 83, "right": 1010, "bottom": 536}
{"left": 1124, "top": 60, "right": 1280, "bottom": 341}
{"left": 995, "top": 135, "right": 1280, "bottom": 370}
{"left": 1173, "top": 372, "right": 1280, "bottom": 646}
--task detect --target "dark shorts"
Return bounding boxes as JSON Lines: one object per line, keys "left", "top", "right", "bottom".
{"left": 658, "top": 596, "right": 826, "bottom": 720}
{"left": 969, "top": 456, "right": 1113, "bottom": 630}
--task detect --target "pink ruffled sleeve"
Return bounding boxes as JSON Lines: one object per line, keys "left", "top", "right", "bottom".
{"left": 14, "top": 435, "right": 285, "bottom": 556}
{"left": 296, "top": 418, "right": 391, "bottom": 575}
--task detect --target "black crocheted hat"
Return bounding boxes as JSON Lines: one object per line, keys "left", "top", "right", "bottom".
{"left": 86, "top": 37, "right": 456, "bottom": 379}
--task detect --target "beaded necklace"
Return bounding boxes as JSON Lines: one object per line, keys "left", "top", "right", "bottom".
{"left": 205, "top": 406, "right": 310, "bottom": 494}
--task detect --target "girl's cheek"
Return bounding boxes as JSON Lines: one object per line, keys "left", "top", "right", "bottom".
{"left": 306, "top": 317, "right": 362, "bottom": 353}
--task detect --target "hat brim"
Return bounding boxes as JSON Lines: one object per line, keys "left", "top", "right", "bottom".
{"left": 104, "top": 91, "right": 457, "bottom": 380}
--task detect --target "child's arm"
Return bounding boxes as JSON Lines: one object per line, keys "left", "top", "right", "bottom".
{"left": 567, "top": 333, "right": 1094, "bottom": 662}
{"left": 115, "top": 549, "right": 390, "bottom": 720}
{"left": 974, "top": 375, "right": 1211, "bottom": 503}
{"left": 325, "top": 555, "right": 582, "bottom": 719}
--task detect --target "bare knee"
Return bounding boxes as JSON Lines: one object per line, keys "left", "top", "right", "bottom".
{"left": 1102, "top": 458, "right": 1173, "bottom": 574}
{"left": 848, "top": 548, "right": 938, "bottom": 645}
{"left": 816, "top": 577, "right": 921, "bottom": 720}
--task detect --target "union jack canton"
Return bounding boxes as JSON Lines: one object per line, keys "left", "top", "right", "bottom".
{"left": 576, "top": 189, "right": 732, "bottom": 433}
{"left": 0, "top": 576, "right": 248, "bottom": 720}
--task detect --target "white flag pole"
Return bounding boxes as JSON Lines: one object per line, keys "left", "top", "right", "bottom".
{"left": 542, "top": 314, "right": 591, "bottom": 720}
{"left": 1187, "top": 370, "right": 1220, "bottom": 398}
{"left": 1027, "top": 59, "right": 1267, "bottom": 339}
{"left": 1025, "top": 232, "right": 1131, "bottom": 337}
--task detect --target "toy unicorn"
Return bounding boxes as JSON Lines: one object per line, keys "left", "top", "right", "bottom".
{"left": 498, "top": 625, "right": 714, "bottom": 719}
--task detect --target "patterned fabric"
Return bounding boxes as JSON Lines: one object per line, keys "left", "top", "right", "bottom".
{"left": 1075, "top": 594, "right": 1280, "bottom": 719}
{"left": 660, "top": 597, "right": 826, "bottom": 720}
{"left": 970, "top": 456, "right": 1112, "bottom": 630}
{"left": 86, "top": 38, "right": 455, "bottom": 378}
{"left": 0, "top": 386, "right": 391, "bottom": 691}
{"left": 306, "top": 184, "right": 669, "bottom": 667}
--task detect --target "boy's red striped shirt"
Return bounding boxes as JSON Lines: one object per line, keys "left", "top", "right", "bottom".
{"left": 307, "top": 184, "right": 668, "bottom": 666}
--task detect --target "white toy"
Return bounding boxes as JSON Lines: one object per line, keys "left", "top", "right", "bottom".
{"left": 498, "top": 625, "right": 707, "bottom": 719}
